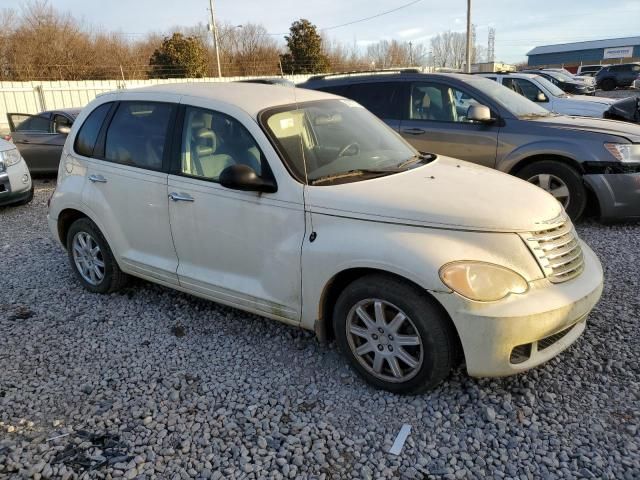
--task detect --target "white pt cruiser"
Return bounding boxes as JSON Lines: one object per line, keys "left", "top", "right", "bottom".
{"left": 48, "top": 83, "right": 603, "bottom": 394}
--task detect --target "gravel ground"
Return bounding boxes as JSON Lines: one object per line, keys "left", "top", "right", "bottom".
{"left": 0, "top": 180, "right": 639, "bottom": 480}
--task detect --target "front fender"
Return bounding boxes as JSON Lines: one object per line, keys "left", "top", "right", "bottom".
{"left": 300, "top": 213, "right": 544, "bottom": 330}
{"left": 498, "top": 139, "right": 590, "bottom": 174}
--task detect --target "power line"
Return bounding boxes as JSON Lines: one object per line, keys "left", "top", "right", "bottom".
{"left": 321, "top": 0, "right": 424, "bottom": 31}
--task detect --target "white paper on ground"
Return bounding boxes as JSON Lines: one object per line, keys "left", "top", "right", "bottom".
{"left": 389, "top": 424, "right": 411, "bottom": 455}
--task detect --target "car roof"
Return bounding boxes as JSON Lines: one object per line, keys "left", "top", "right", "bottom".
{"left": 479, "top": 72, "right": 540, "bottom": 79}
{"left": 301, "top": 71, "right": 485, "bottom": 87}
{"left": 114, "top": 82, "right": 332, "bottom": 117}
{"left": 53, "top": 108, "right": 82, "bottom": 118}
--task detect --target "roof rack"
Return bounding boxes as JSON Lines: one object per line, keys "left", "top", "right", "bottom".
{"left": 307, "top": 68, "right": 422, "bottom": 81}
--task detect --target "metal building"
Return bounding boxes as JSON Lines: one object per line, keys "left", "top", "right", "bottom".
{"left": 527, "top": 36, "right": 640, "bottom": 68}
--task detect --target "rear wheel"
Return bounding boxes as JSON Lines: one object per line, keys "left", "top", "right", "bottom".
{"left": 333, "top": 274, "right": 457, "bottom": 394}
{"left": 66, "top": 218, "right": 128, "bottom": 294}
{"left": 600, "top": 78, "right": 616, "bottom": 91}
{"left": 517, "top": 160, "right": 587, "bottom": 221}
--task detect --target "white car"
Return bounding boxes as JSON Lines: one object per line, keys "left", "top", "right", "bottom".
{"left": 480, "top": 72, "right": 618, "bottom": 118}
{"left": 48, "top": 83, "right": 603, "bottom": 393}
{"left": 0, "top": 138, "right": 33, "bottom": 206}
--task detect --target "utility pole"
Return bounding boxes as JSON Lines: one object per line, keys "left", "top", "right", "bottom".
{"left": 208, "top": 0, "right": 222, "bottom": 77}
{"left": 465, "top": 0, "right": 472, "bottom": 73}
{"left": 409, "top": 41, "right": 413, "bottom": 66}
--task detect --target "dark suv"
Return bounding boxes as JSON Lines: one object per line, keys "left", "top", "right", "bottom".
{"left": 595, "top": 63, "right": 640, "bottom": 91}
{"left": 521, "top": 70, "right": 595, "bottom": 95}
{"left": 299, "top": 71, "right": 640, "bottom": 221}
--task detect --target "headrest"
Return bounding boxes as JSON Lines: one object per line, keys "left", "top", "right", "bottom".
{"left": 190, "top": 114, "right": 207, "bottom": 129}
{"left": 196, "top": 145, "right": 214, "bottom": 157}
{"left": 422, "top": 95, "right": 431, "bottom": 108}
{"left": 194, "top": 128, "right": 217, "bottom": 153}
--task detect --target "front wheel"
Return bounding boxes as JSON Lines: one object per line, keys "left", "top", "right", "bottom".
{"left": 333, "top": 275, "right": 458, "bottom": 394}
{"left": 517, "top": 160, "right": 587, "bottom": 221}
{"left": 66, "top": 218, "right": 129, "bottom": 294}
{"left": 600, "top": 78, "right": 616, "bottom": 91}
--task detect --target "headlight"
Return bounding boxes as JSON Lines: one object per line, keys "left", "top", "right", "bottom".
{"left": 604, "top": 143, "right": 640, "bottom": 163}
{"left": 439, "top": 261, "right": 529, "bottom": 302}
{"left": 0, "top": 148, "right": 22, "bottom": 168}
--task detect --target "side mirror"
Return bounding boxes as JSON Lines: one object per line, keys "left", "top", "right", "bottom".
{"left": 56, "top": 125, "right": 71, "bottom": 134}
{"left": 536, "top": 92, "right": 548, "bottom": 102}
{"left": 467, "top": 104, "right": 493, "bottom": 123}
{"left": 219, "top": 164, "right": 277, "bottom": 193}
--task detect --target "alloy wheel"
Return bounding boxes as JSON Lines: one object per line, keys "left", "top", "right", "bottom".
{"left": 72, "top": 231, "right": 105, "bottom": 286}
{"left": 527, "top": 173, "right": 570, "bottom": 208}
{"left": 346, "top": 299, "right": 423, "bottom": 383}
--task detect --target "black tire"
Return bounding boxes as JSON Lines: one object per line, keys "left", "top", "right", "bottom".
{"left": 333, "top": 274, "right": 458, "bottom": 394}
{"left": 516, "top": 160, "right": 587, "bottom": 221}
{"left": 66, "top": 218, "right": 129, "bottom": 294}
{"left": 600, "top": 78, "right": 616, "bottom": 91}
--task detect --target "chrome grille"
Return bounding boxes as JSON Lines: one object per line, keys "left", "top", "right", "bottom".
{"left": 524, "top": 221, "right": 585, "bottom": 283}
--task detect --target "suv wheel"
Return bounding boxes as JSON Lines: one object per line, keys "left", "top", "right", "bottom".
{"left": 517, "top": 160, "right": 587, "bottom": 221}
{"left": 66, "top": 218, "right": 129, "bottom": 294}
{"left": 333, "top": 274, "right": 458, "bottom": 394}
{"left": 600, "top": 78, "right": 616, "bottom": 91}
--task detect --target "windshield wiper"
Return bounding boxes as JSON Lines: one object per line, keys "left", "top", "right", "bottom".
{"left": 310, "top": 168, "right": 399, "bottom": 185}
{"left": 396, "top": 152, "right": 435, "bottom": 169}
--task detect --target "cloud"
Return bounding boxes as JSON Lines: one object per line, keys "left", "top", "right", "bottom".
{"left": 397, "top": 27, "right": 422, "bottom": 38}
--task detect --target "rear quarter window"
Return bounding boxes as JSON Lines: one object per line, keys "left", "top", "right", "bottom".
{"left": 104, "top": 102, "right": 175, "bottom": 170}
{"left": 74, "top": 103, "right": 113, "bottom": 157}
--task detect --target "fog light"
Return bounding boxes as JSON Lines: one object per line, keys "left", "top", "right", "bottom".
{"left": 22, "top": 174, "right": 29, "bottom": 184}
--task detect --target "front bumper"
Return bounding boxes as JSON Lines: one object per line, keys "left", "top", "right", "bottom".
{"left": 432, "top": 241, "right": 603, "bottom": 377}
{"left": 584, "top": 172, "right": 640, "bottom": 220}
{"left": 0, "top": 162, "right": 32, "bottom": 206}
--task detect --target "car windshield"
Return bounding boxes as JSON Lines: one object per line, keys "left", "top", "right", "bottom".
{"left": 468, "top": 77, "right": 552, "bottom": 118}
{"left": 261, "top": 99, "right": 427, "bottom": 185}
{"left": 534, "top": 76, "right": 567, "bottom": 97}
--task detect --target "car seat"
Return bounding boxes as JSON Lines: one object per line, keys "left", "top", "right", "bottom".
{"left": 191, "top": 128, "right": 233, "bottom": 179}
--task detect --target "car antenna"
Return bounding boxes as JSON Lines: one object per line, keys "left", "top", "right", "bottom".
{"left": 291, "top": 82, "right": 317, "bottom": 241}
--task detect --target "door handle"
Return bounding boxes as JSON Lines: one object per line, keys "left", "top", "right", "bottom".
{"left": 402, "top": 127, "right": 426, "bottom": 135}
{"left": 88, "top": 174, "right": 107, "bottom": 183}
{"left": 168, "top": 192, "right": 194, "bottom": 202}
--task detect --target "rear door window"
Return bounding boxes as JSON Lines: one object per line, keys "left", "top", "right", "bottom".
{"left": 74, "top": 103, "right": 113, "bottom": 157}
{"left": 104, "top": 102, "right": 176, "bottom": 170}
{"left": 347, "top": 82, "right": 402, "bottom": 119}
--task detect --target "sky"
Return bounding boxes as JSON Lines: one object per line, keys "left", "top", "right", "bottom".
{"left": 4, "top": 0, "right": 640, "bottom": 63}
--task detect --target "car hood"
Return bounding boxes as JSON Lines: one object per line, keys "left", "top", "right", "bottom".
{"left": 306, "top": 156, "right": 564, "bottom": 233}
{"left": 528, "top": 114, "right": 640, "bottom": 141}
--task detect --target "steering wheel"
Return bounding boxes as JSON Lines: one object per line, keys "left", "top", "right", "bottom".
{"left": 338, "top": 142, "right": 360, "bottom": 158}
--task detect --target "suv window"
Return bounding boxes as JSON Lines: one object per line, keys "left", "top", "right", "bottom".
{"left": 409, "top": 83, "right": 484, "bottom": 123}
{"left": 53, "top": 114, "right": 72, "bottom": 133}
{"left": 503, "top": 78, "right": 543, "bottom": 102}
{"left": 610, "top": 65, "right": 630, "bottom": 72}
{"left": 318, "top": 85, "right": 351, "bottom": 97}
{"left": 74, "top": 103, "right": 112, "bottom": 157}
{"left": 181, "top": 106, "right": 265, "bottom": 181}
{"left": 15, "top": 114, "right": 51, "bottom": 132}
{"left": 346, "top": 82, "right": 402, "bottom": 119}
{"left": 104, "top": 102, "right": 175, "bottom": 170}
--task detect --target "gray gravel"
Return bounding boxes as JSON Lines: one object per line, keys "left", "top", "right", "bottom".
{"left": 1, "top": 180, "right": 639, "bottom": 479}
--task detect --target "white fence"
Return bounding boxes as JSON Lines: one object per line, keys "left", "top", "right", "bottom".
{"left": 0, "top": 74, "right": 314, "bottom": 132}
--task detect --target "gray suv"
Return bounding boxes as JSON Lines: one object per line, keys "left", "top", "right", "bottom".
{"left": 300, "top": 71, "right": 640, "bottom": 220}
